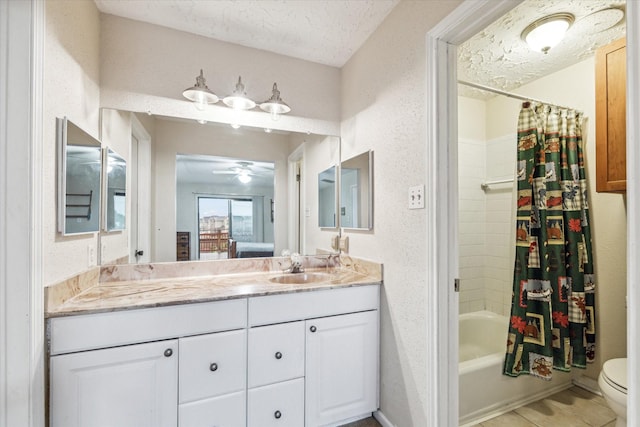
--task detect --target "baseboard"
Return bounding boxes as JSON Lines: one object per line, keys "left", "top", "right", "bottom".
{"left": 373, "top": 410, "right": 395, "bottom": 427}
{"left": 459, "top": 381, "right": 573, "bottom": 427}
{"left": 573, "top": 374, "right": 603, "bottom": 396}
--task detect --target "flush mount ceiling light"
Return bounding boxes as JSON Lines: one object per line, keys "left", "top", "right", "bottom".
{"left": 182, "top": 69, "right": 219, "bottom": 110}
{"left": 260, "top": 83, "right": 291, "bottom": 120}
{"left": 223, "top": 76, "right": 256, "bottom": 110}
{"left": 521, "top": 13, "right": 574, "bottom": 54}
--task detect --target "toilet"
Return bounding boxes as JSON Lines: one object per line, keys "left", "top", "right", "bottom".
{"left": 598, "top": 358, "right": 627, "bottom": 427}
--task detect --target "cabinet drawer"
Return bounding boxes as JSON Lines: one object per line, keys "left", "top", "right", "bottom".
{"left": 179, "top": 329, "right": 246, "bottom": 403}
{"left": 248, "top": 321, "right": 304, "bottom": 388}
{"left": 249, "top": 284, "right": 379, "bottom": 326}
{"left": 49, "top": 299, "right": 247, "bottom": 355}
{"left": 179, "top": 391, "right": 245, "bottom": 427}
{"left": 177, "top": 232, "right": 190, "bottom": 243}
{"left": 248, "top": 378, "right": 304, "bottom": 427}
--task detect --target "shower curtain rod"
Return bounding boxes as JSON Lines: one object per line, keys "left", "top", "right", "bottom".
{"left": 457, "top": 80, "right": 581, "bottom": 112}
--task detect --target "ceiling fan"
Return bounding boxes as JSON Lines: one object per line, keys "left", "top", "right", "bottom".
{"left": 212, "top": 161, "right": 256, "bottom": 183}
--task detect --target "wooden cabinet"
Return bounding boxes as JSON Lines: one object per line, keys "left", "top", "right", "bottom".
{"left": 50, "top": 339, "right": 178, "bottom": 427}
{"left": 596, "top": 37, "right": 626, "bottom": 193}
{"left": 305, "top": 310, "right": 379, "bottom": 426}
{"left": 177, "top": 231, "right": 190, "bottom": 261}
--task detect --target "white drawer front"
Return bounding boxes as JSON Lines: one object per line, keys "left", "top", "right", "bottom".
{"left": 248, "top": 285, "right": 379, "bottom": 326}
{"left": 49, "top": 299, "right": 248, "bottom": 355}
{"left": 179, "top": 329, "right": 246, "bottom": 403}
{"left": 179, "top": 391, "right": 246, "bottom": 427}
{"left": 248, "top": 321, "right": 304, "bottom": 388}
{"left": 247, "top": 378, "right": 304, "bottom": 427}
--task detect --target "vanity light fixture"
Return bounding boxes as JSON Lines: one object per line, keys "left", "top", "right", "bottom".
{"left": 260, "top": 83, "right": 291, "bottom": 121}
{"left": 223, "top": 76, "right": 256, "bottom": 110}
{"left": 182, "top": 72, "right": 293, "bottom": 118}
{"left": 182, "top": 69, "right": 219, "bottom": 110}
{"left": 521, "top": 13, "right": 574, "bottom": 54}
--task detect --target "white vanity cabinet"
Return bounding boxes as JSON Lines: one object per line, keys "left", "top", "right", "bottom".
{"left": 248, "top": 285, "right": 380, "bottom": 427}
{"left": 48, "top": 284, "right": 380, "bottom": 427}
{"left": 50, "top": 339, "right": 178, "bottom": 427}
{"left": 179, "top": 329, "right": 248, "bottom": 427}
{"left": 48, "top": 299, "right": 247, "bottom": 427}
{"left": 305, "top": 310, "right": 379, "bottom": 426}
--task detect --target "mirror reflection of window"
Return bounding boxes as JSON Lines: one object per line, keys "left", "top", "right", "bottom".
{"left": 318, "top": 166, "right": 337, "bottom": 228}
{"left": 177, "top": 154, "right": 275, "bottom": 261}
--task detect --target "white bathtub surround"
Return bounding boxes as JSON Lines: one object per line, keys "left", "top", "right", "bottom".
{"left": 458, "top": 311, "right": 572, "bottom": 425}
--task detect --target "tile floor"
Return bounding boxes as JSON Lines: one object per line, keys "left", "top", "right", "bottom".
{"left": 339, "top": 386, "right": 617, "bottom": 427}
{"left": 340, "top": 416, "right": 382, "bottom": 427}
{"left": 470, "top": 386, "right": 617, "bottom": 427}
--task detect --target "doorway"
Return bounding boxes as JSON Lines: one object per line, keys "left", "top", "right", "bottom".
{"left": 197, "top": 196, "right": 254, "bottom": 260}
{"left": 426, "top": 1, "right": 640, "bottom": 426}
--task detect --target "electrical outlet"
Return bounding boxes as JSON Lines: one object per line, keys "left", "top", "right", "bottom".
{"left": 408, "top": 185, "right": 425, "bottom": 209}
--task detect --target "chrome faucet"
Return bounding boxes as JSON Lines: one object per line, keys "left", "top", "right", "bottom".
{"left": 280, "top": 250, "right": 304, "bottom": 274}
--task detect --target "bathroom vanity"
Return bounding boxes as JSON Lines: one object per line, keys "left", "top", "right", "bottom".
{"left": 46, "top": 257, "right": 381, "bottom": 427}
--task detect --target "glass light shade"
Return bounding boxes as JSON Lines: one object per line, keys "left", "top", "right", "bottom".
{"left": 238, "top": 173, "right": 251, "bottom": 184}
{"left": 183, "top": 69, "right": 219, "bottom": 110}
{"left": 522, "top": 13, "right": 574, "bottom": 54}
{"left": 223, "top": 76, "right": 256, "bottom": 110}
{"left": 260, "top": 83, "right": 291, "bottom": 120}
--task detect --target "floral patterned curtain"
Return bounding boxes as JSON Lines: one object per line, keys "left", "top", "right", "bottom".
{"left": 503, "top": 102, "right": 595, "bottom": 380}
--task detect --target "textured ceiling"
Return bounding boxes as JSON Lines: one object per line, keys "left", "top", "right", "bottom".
{"left": 93, "top": 0, "right": 400, "bottom": 67}
{"left": 458, "top": 0, "right": 626, "bottom": 99}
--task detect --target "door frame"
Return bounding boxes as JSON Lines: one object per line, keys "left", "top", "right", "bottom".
{"left": 0, "top": 0, "right": 45, "bottom": 425}
{"left": 130, "top": 114, "right": 151, "bottom": 263}
{"left": 426, "top": 1, "right": 640, "bottom": 425}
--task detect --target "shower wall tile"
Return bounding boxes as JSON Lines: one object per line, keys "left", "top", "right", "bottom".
{"left": 459, "top": 138, "right": 487, "bottom": 314}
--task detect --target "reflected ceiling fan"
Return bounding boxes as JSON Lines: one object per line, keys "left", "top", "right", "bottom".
{"left": 212, "top": 161, "right": 257, "bottom": 183}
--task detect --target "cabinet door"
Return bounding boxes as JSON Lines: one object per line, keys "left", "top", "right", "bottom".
{"left": 596, "top": 37, "right": 626, "bottom": 192}
{"left": 248, "top": 378, "right": 304, "bottom": 427}
{"left": 305, "top": 310, "right": 379, "bottom": 426}
{"left": 248, "top": 321, "right": 305, "bottom": 388}
{"left": 50, "top": 339, "right": 178, "bottom": 427}
{"left": 179, "top": 329, "right": 246, "bottom": 403}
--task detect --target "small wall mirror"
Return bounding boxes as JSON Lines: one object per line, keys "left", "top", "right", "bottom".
{"left": 57, "top": 117, "right": 102, "bottom": 235}
{"left": 318, "top": 165, "right": 337, "bottom": 228}
{"left": 340, "top": 150, "right": 373, "bottom": 230}
{"left": 104, "top": 148, "right": 127, "bottom": 231}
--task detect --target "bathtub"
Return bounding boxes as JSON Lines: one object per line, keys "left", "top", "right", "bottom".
{"left": 459, "top": 310, "right": 572, "bottom": 426}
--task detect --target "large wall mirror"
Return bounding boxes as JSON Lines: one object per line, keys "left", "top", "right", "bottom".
{"left": 340, "top": 150, "right": 373, "bottom": 230}
{"left": 104, "top": 148, "right": 127, "bottom": 231}
{"left": 100, "top": 109, "right": 341, "bottom": 264}
{"left": 57, "top": 117, "right": 102, "bottom": 235}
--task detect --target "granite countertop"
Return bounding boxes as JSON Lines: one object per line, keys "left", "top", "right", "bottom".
{"left": 45, "top": 256, "right": 382, "bottom": 318}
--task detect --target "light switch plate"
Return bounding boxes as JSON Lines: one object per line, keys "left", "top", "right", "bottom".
{"left": 408, "top": 185, "right": 425, "bottom": 209}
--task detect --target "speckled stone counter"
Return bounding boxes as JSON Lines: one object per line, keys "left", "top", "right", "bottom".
{"left": 45, "top": 255, "right": 382, "bottom": 318}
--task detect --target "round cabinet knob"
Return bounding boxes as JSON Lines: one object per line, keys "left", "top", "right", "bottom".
{"left": 309, "top": 325, "right": 317, "bottom": 333}
{"left": 164, "top": 348, "right": 173, "bottom": 357}
{"left": 275, "top": 351, "right": 283, "bottom": 360}
{"left": 209, "top": 362, "right": 218, "bottom": 372}
{"left": 274, "top": 410, "right": 282, "bottom": 419}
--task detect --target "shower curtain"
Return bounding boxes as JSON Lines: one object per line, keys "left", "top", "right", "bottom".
{"left": 503, "top": 102, "right": 595, "bottom": 380}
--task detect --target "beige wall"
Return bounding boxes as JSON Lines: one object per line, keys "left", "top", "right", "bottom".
{"left": 341, "top": 1, "right": 463, "bottom": 425}
{"left": 99, "top": 14, "right": 341, "bottom": 125}
{"left": 44, "top": 0, "right": 101, "bottom": 285}
{"left": 485, "top": 58, "right": 627, "bottom": 380}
